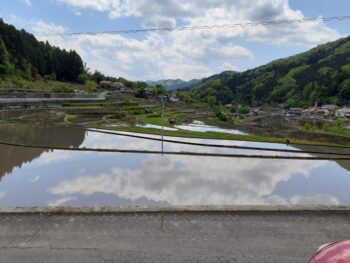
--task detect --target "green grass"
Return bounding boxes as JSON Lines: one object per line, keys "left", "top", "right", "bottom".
{"left": 300, "top": 125, "right": 350, "bottom": 138}
{"left": 135, "top": 111, "right": 182, "bottom": 126}
{"left": 64, "top": 114, "right": 77, "bottom": 123}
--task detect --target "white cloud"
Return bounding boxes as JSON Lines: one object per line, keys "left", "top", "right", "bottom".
{"left": 31, "top": 20, "right": 67, "bottom": 35}
{"left": 37, "top": 1, "right": 342, "bottom": 79}
{"left": 221, "top": 62, "right": 239, "bottom": 72}
{"left": 290, "top": 195, "right": 339, "bottom": 205}
{"left": 48, "top": 196, "right": 77, "bottom": 206}
{"left": 57, "top": 0, "right": 341, "bottom": 46}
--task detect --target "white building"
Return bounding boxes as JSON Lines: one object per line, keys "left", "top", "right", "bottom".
{"left": 335, "top": 108, "right": 350, "bottom": 118}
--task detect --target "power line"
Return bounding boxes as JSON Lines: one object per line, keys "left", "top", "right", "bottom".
{"left": 1, "top": 140, "right": 350, "bottom": 160}
{"left": 37, "top": 15, "right": 350, "bottom": 37}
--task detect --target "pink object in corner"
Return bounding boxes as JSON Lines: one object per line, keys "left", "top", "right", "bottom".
{"left": 309, "top": 241, "right": 350, "bottom": 263}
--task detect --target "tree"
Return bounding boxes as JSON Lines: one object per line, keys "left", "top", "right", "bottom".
{"left": 206, "top": 95, "right": 217, "bottom": 106}
{"left": 78, "top": 73, "right": 89, "bottom": 84}
{"left": 270, "top": 76, "right": 297, "bottom": 103}
{"left": 85, "top": 80, "right": 97, "bottom": 92}
{"left": 91, "top": 71, "right": 104, "bottom": 83}
{"left": 152, "top": 85, "right": 166, "bottom": 96}
{"left": 303, "top": 82, "right": 314, "bottom": 101}
{"left": 135, "top": 87, "right": 146, "bottom": 98}
{"left": 0, "top": 37, "right": 11, "bottom": 75}
{"left": 340, "top": 79, "right": 350, "bottom": 100}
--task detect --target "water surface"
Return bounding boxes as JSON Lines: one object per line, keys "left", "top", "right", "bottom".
{"left": 0, "top": 123, "right": 349, "bottom": 207}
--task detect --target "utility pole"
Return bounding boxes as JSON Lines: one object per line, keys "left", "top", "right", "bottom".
{"left": 161, "top": 96, "right": 164, "bottom": 156}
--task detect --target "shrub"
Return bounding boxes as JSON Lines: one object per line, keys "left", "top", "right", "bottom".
{"left": 303, "top": 123, "right": 313, "bottom": 130}
{"left": 322, "top": 123, "right": 330, "bottom": 131}
{"left": 216, "top": 111, "right": 228, "bottom": 122}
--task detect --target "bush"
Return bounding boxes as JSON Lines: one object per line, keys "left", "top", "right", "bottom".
{"left": 236, "top": 106, "right": 250, "bottom": 115}
{"left": 85, "top": 80, "right": 97, "bottom": 92}
{"left": 43, "top": 73, "right": 56, "bottom": 81}
{"left": 322, "top": 123, "right": 330, "bottom": 131}
{"left": 53, "top": 85, "right": 73, "bottom": 93}
{"left": 303, "top": 123, "right": 313, "bottom": 130}
{"left": 110, "top": 112, "right": 128, "bottom": 119}
{"left": 216, "top": 111, "right": 228, "bottom": 122}
{"left": 129, "top": 110, "right": 145, "bottom": 115}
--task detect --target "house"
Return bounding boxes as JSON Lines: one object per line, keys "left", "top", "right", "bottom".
{"left": 248, "top": 108, "right": 261, "bottom": 116}
{"left": 335, "top": 108, "right": 350, "bottom": 118}
{"left": 111, "top": 82, "right": 124, "bottom": 90}
{"left": 145, "top": 87, "right": 153, "bottom": 95}
{"left": 156, "top": 94, "right": 168, "bottom": 101}
{"left": 323, "top": 104, "right": 338, "bottom": 111}
{"left": 286, "top": 108, "right": 303, "bottom": 116}
{"left": 169, "top": 94, "right": 179, "bottom": 103}
{"left": 303, "top": 107, "right": 330, "bottom": 116}
{"left": 99, "top": 80, "right": 112, "bottom": 88}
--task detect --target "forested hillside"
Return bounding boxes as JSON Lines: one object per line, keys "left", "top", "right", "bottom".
{"left": 192, "top": 36, "right": 350, "bottom": 107}
{"left": 0, "top": 19, "right": 84, "bottom": 82}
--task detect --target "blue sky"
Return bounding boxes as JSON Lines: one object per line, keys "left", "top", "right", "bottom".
{"left": 1, "top": 0, "right": 350, "bottom": 81}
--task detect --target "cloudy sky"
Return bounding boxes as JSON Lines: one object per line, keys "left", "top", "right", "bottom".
{"left": 1, "top": 0, "right": 350, "bottom": 81}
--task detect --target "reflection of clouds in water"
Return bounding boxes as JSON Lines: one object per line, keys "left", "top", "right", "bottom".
{"left": 36, "top": 151, "right": 72, "bottom": 165}
{"left": 30, "top": 175, "right": 40, "bottom": 183}
{"left": 82, "top": 131, "right": 302, "bottom": 156}
{"left": 48, "top": 196, "right": 77, "bottom": 207}
{"left": 49, "top": 155, "right": 327, "bottom": 205}
{"left": 0, "top": 191, "right": 6, "bottom": 200}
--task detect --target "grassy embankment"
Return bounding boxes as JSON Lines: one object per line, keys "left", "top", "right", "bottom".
{"left": 93, "top": 124, "right": 341, "bottom": 146}
{"left": 300, "top": 121, "right": 350, "bottom": 139}
{"left": 0, "top": 79, "right": 89, "bottom": 93}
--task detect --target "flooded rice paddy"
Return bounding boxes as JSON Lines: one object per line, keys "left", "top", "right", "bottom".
{"left": 0, "top": 122, "right": 350, "bottom": 207}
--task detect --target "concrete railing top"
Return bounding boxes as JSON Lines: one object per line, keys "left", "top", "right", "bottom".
{"left": 1, "top": 205, "right": 350, "bottom": 214}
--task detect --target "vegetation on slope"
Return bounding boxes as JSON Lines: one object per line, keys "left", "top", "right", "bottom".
{"left": 0, "top": 19, "right": 84, "bottom": 82}
{"left": 192, "top": 36, "right": 350, "bottom": 107}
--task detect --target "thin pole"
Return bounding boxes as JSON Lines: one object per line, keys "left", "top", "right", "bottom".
{"left": 161, "top": 98, "right": 164, "bottom": 156}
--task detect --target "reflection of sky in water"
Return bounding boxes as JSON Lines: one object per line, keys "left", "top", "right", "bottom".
{"left": 0, "top": 129, "right": 350, "bottom": 207}
{"left": 136, "top": 124, "right": 178, "bottom": 131}
{"left": 175, "top": 122, "right": 247, "bottom": 135}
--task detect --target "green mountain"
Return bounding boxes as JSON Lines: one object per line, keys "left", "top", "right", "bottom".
{"left": 147, "top": 79, "right": 200, "bottom": 91}
{"left": 192, "top": 36, "right": 350, "bottom": 107}
{"left": 0, "top": 19, "right": 84, "bottom": 82}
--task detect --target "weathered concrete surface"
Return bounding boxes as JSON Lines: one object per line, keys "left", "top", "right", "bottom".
{"left": 0, "top": 209, "right": 350, "bottom": 262}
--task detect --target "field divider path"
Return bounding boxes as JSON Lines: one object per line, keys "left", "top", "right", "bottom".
{"left": 2, "top": 141, "right": 350, "bottom": 160}
{"left": 86, "top": 128, "right": 350, "bottom": 157}
{"left": 1, "top": 120, "right": 350, "bottom": 156}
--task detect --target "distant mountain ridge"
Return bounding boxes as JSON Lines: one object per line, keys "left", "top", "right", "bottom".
{"left": 192, "top": 36, "right": 350, "bottom": 107}
{"left": 147, "top": 79, "right": 200, "bottom": 91}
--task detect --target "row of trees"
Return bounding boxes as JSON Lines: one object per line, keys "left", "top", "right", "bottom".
{"left": 0, "top": 19, "right": 84, "bottom": 82}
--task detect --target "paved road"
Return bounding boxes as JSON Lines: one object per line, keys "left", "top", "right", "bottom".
{"left": 0, "top": 92, "right": 108, "bottom": 108}
{"left": 0, "top": 210, "right": 349, "bottom": 262}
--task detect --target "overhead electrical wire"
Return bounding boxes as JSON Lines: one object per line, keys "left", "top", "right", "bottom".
{"left": 1, "top": 120, "right": 350, "bottom": 156}
{"left": 1, "top": 141, "right": 350, "bottom": 160}
{"left": 85, "top": 128, "right": 350, "bottom": 157}
{"left": 36, "top": 15, "right": 350, "bottom": 37}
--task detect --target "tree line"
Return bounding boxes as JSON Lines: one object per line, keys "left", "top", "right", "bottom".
{"left": 0, "top": 19, "right": 84, "bottom": 82}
